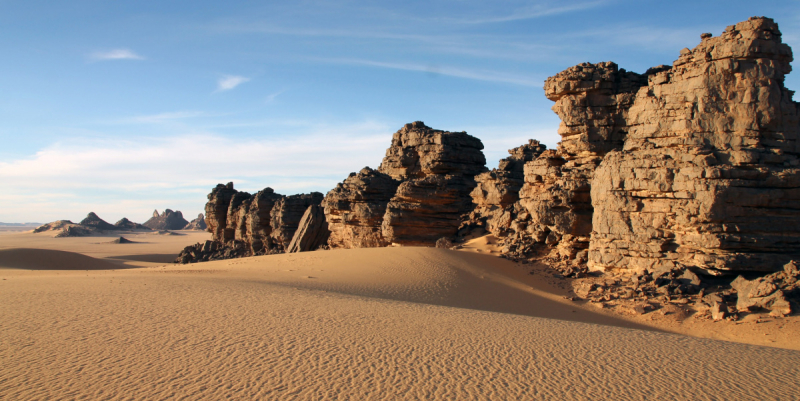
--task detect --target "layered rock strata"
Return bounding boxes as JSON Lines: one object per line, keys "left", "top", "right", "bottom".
{"left": 324, "top": 121, "right": 487, "bottom": 247}
{"left": 468, "top": 17, "right": 800, "bottom": 278}
{"left": 589, "top": 17, "right": 800, "bottom": 275}
{"left": 379, "top": 122, "right": 487, "bottom": 245}
{"left": 323, "top": 167, "right": 400, "bottom": 248}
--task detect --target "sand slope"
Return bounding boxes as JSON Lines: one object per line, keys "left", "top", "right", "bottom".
{"left": 1, "top": 245, "right": 798, "bottom": 400}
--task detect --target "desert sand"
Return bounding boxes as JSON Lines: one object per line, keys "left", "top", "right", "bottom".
{"left": 1, "top": 231, "right": 799, "bottom": 399}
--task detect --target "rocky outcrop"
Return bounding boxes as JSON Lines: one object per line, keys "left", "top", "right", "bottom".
{"left": 114, "top": 218, "right": 151, "bottom": 231}
{"left": 464, "top": 17, "right": 800, "bottom": 278}
{"left": 323, "top": 167, "right": 400, "bottom": 248}
{"left": 462, "top": 140, "right": 547, "bottom": 237}
{"left": 80, "top": 212, "right": 117, "bottom": 231}
{"left": 589, "top": 17, "right": 800, "bottom": 275}
{"left": 177, "top": 184, "right": 325, "bottom": 263}
{"left": 323, "top": 121, "right": 487, "bottom": 247}
{"left": 287, "top": 205, "right": 330, "bottom": 253}
{"left": 33, "top": 220, "right": 92, "bottom": 237}
{"left": 34, "top": 214, "right": 150, "bottom": 237}
{"left": 143, "top": 209, "right": 189, "bottom": 231}
{"left": 205, "top": 183, "right": 239, "bottom": 240}
{"left": 378, "top": 122, "right": 487, "bottom": 245}
{"left": 463, "top": 62, "right": 648, "bottom": 272}
{"left": 382, "top": 174, "right": 479, "bottom": 245}
{"left": 183, "top": 214, "right": 207, "bottom": 230}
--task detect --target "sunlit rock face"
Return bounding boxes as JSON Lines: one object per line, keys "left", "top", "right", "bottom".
{"left": 323, "top": 121, "right": 487, "bottom": 247}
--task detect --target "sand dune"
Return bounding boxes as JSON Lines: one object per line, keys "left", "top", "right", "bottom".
{"left": 0, "top": 248, "right": 122, "bottom": 270}
{"left": 1, "top": 242, "right": 799, "bottom": 399}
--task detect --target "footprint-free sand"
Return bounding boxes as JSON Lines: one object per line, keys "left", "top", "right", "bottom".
{"left": 1, "top": 231, "right": 798, "bottom": 399}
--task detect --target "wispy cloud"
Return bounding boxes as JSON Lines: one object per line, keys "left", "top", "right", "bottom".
{"left": 89, "top": 49, "right": 145, "bottom": 61}
{"left": 217, "top": 75, "right": 251, "bottom": 91}
{"left": 313, "top": 57, "right": 542, "bottom": 87}
{"left": 432, "top": 1, "right": 611, "bottom": 24}
{"left": 113, "top": 111, "right": 207, "bottom": 124}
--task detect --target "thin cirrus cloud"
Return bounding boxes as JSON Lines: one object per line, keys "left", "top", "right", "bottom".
{"left": 312, "top": 57, "right": 542, "bottom": 87}
{"left": 217, "top": 75, "right": 251, "bottom": 91}
{"left": 89, "top": 48, "right": 145, "bottom": 61}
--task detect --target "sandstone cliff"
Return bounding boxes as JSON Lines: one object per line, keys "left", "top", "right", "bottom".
{"left": 589, "top": 17, "right": 800, "bottom": 275}
{"left": 466, "top": 17, "right": 800, "bottom": 278}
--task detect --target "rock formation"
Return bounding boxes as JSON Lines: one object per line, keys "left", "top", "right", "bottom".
{"left": 80, "top": 212, "right": 117, "bottom": 231}
{"left": 589, "top": 17, "right": 800, "bottom": 275}
{"left": 323, "top": 167, "right": 400, "bottom": 248}
{"left": 114, "top": 218, "right": 151, "bottom": 231}
{"left": 379, "top": 122, "right": 487, "bottom": 245}
{"left": 183, "top": 214, "right": 207, "bottom": 230}
{"left": 465, "top": 16, "right": 800, "bottom": 278}
{"left": 177, "top": 183, "right": 325, "bottom": 263}
{"left": 34, "top": 214, "right": 151, "bottom": 237}
{"left": 33, "top": 220, "right": 92, "bottom": 237}
{"left": 143, "top": 209, "right": 189, "bottom": 231}
{"left": 287, "top": 205, "right": 330, "bottom": 253}
{"left": 462, "top": 140, "right": 547, "bottom": 237}
{"left": 323, "top": 121, "right": 487, "bottom": 247}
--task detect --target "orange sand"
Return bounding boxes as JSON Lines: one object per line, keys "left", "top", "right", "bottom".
{"left": 0, "top": 231, "right": 798, "bottom": 399}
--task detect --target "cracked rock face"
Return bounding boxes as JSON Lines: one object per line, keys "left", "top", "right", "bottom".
{"left": 589, "top": 17, "right": 800, "bottom": 274}
{"left": 323, "top": 167, "right": 400, "bottom": 248}
{"left": 324, "top": 121, "right": 486, "bottom": 247}
{"left": 200, "top": 182, "right": 324, "bottom": 255}
{"left": 463, "top": 17, "right": 800, "bottom": 276}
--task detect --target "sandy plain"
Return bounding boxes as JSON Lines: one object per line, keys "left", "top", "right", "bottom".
{"left": 1, "top": 230, "right": 799, "bottom": 400}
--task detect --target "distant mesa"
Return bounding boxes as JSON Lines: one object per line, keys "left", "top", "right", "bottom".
{"left": 79, "top": 212, "right": 119, "bottom": 231}
{"left": 34, "top": 211, "right": 184, "bottom": 237}
{"left": 114, "top": 217, "right": 151, "bottom": 231}
{"left": 143, "top": 209, "right": 189, "bottom": 231}
{"left": 183, "top": 213, "right": 207, "bottom": 230}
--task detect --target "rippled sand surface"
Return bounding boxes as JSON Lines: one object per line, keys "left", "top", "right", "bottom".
{"left": 1, "top": 234, "right": 798, "bottom": 399}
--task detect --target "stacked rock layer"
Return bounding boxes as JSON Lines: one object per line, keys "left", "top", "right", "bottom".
{"left": 324, "top": 121, "right": 487, "bottom": 247}
{"left": 468, "top": 17, "right": 800, "bottom": 275}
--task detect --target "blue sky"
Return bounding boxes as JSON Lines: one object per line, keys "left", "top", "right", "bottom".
{"left": 1, "top": 0, "right": 799, "bottom": 223}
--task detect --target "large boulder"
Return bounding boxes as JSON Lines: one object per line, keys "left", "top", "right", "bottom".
{"left": 287, "top": 205, "right": 330, "bottom": 253}
{"left": 378, "top": 122, "right": 487, "bottom": 245}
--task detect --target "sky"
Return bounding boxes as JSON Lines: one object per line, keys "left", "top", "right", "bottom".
{"left": 1, "top": 0, "right": 799, "bottom": 224}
